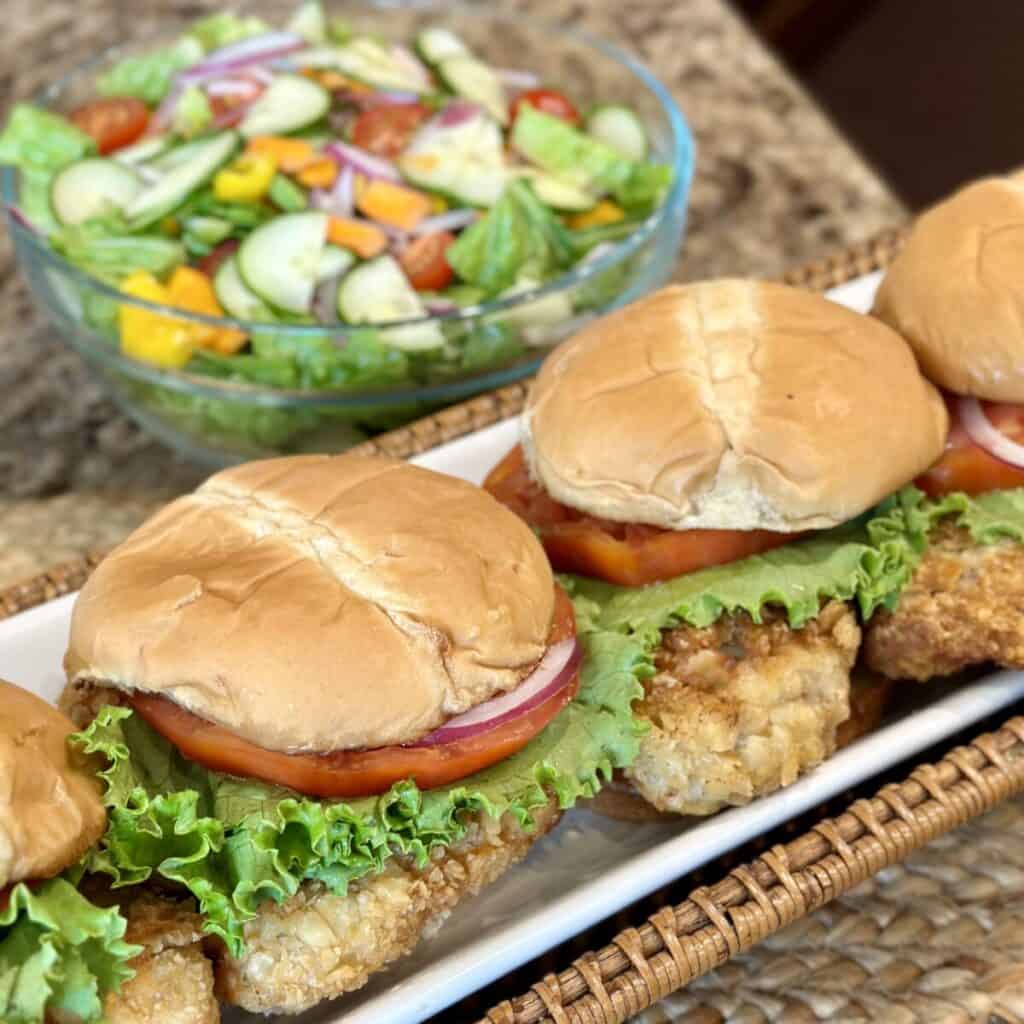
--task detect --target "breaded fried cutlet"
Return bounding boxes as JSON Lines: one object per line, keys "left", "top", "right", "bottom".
{"left": 865, "top": 522, "right": 1024, "bottom": 681}
{"left": 213, "top": 801, "right": 559, "bottom": 1015}
{"left": 625, "top": 600, "right": 859, "bottom": 816}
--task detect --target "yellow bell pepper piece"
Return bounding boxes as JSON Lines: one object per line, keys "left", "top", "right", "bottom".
{"left": 167, "top": 267, "right": 247, "bottom": 356}
{"left": 119, "top": 271, "right": 196, "bottom": 369}
{"left": 213, "top": 152, "right": 277, "bottom": 202}
{"left": 568, "top": 199, "right": 625, "bottom": 230}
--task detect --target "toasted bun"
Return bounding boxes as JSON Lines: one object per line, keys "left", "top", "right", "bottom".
{"left": 522, "top": 281, "right": 949, "bottom": 532}
{"left": 873, "top": 174, "right": 1024, "bottom": 401}
{"left": 0, "top": 680, "right": 106, "bottom": 886}
{"left": 66, "top": 455, "right": 556, "bottom": 753}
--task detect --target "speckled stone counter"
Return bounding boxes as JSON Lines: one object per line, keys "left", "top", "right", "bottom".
{"left": 0, "top": 0, "right": 905, "bottom": 586}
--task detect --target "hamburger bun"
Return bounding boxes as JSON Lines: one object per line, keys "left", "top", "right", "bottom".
{"left": 0, "top": 680, "right": 106, "bottom": 887}
{"left": 65, "top": 455, "right": 556, "bottom": 754}
{"left": 522, "top": 280, "right": 948, "bottom": 532}
{"left": 873, "top": 174, "right": 1024, "bottom": 401}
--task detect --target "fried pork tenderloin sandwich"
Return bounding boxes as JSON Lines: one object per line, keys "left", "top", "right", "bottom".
{"left": 485, "top": 280, "right": 948, "bottom": 816}
{"left": 60, "top": 454, "right": 645, "bottom": 1015}
{"left": 0, "top": 680, "right": 220, "bottom": 1024}
{"left": 867, "top": 172, "right": 1024, "bottom": 680}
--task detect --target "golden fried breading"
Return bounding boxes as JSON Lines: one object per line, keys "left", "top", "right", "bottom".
{"left": 213, "top": 800, "right": 559, "bottom": 1015}
{"left": 626, "top": 601, "right": 859, "bottom": 816}
{"left": 865, "top": 523, "right": 1024, "bottom": 681}
{"left": 836, "top": 666, "right": 895, "bottom": 749}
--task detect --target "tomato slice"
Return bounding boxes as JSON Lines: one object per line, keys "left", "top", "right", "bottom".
{"left": 68, "top": 98, "right": 149, "bottom": 155}
{"left": 484, "top": 445, "right": 796, "bottom": 586}
{"left": 917, "top": 396, "right": 1024, "bottom": 497}
{"left": 351, "top": 104, "right": 431, "bottom": 159}
{"left": 510, "top": 89, "right": 581, "bottom": 126}
{"left": 129, "top": 586, "right": 578, "bottom": 798}
{"left": 399, "top": 232, "right": 456, "bottom": 291}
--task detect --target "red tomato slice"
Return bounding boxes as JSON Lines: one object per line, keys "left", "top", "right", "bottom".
{"left": 917, "top": 396, "right": 1024, "bottom": 497}
{"left": 128, "top": 586, "right": 578, "bottom": 798}
{"left": 68, "top": 98, "right": 149, "bottom": 155}
{"left": 510, "top": 89, "right": 581, "bottom": 126}
{"left": 352, "top": 104, "right": 431, "bottom": 159}
{"left": 399, "top": 231, "right": 456, "bottom": 291}
{"left": 484, "top": 445, "right": 796, "bottom": 587}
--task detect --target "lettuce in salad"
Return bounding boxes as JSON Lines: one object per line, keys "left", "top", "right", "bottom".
{"left": 0, "top": 878, "right": 139, "bottom": 1024}
{"left": 52, "top": 219, "right": 185, "bottom": 284}
{"left": 73, "top": 626, "right": 648, "bottom": 956}
{"left": 96, "top": 36, "right": 203, "bottom": 106}
{"left": 172, "top": 85, "right": 213, "bottom": 139}
{"left": 188, "top": 11, "right": 270, "bottom": 52}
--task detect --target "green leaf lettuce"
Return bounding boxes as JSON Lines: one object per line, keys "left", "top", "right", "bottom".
{"left": 0, "top": 878, "right": 139, "bottom": 1024}
{"left": 72, "top": 627, "right": 648, "bottom": 957}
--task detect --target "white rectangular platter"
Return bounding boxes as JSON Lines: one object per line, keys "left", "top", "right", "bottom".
{"left": 4, "top": 269, "right": 1024, "bottom": 1024}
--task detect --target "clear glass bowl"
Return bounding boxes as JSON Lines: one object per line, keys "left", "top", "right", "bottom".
{"left": 3, "top": 1, "right": 695, "bottom": 466}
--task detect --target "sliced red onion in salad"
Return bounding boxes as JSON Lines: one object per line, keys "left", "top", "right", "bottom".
{"left": 323, "top": 141, "right": 402, "bottom": 182}
{"left": 312, "top": 276, "right": 340, "bottom": 324}
{"left": 413, "top": 637, "right": 581, "bottom": 746}
{"left": 179, "top": 32, "right": 305, "bottom": 84}
{"left": 410, "top": 208, "right": 478, "bottom": 235}
{"left": 205, "top": 78, "right": 261, "bottom": 98}
{"left": 959, "top": 396, "right": 1024, "bottom": 468}
{"left": 495, "top": 68, "right": 541, "bottom": 90}
{"left": 438, "top": 100, "right": 482, "bottom": 128}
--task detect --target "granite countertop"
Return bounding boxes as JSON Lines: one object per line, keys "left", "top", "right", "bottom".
{"left": 0, "top": 0, "right": 905, "bottom": 588}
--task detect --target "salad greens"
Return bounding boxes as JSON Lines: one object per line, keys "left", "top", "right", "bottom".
{"left": 0, "top": 878, "right": 139, "bottom": 1024}
{"left": 73, "top": 625, "right": 649, "bottom": 956}
{"left": 0, "top": 0, "right": 675, "bottom": 452}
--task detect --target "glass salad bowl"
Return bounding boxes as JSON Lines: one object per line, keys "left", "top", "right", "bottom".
{"left": 2, "top": 1, "right": 695, "bottom": 466}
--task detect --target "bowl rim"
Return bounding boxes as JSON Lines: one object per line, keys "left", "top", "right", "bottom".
{"left": 2, "top": 0, "right": 695, "bottom": 402}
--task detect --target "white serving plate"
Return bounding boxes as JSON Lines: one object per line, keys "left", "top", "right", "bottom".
{"left": 5, "top": 269, "right": 1024, "bottom": 1024}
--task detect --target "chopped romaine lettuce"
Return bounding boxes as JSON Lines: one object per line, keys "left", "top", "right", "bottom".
{"left": 446, "top": 179, "right": 575, "bottom": 295}
{"left": 286, "top": 1, "right": 327, "bottom": 44}
{"left": 52, "top": 220, "right": 185, "bottom": 284}
{"left": 96, "top": 37, "right": 203, "bottom": 105}
{"left": 172, "top": 85, "right": 212, "bottom": 138}
{"left": 188, "top": 12, "right": 270, "bottom": 51}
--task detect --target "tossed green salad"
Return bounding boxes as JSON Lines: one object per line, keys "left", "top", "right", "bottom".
{"left": 0, "top": 2, "right": 672, "bottom": 392}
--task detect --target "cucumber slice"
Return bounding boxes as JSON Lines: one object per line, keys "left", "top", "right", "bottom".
{"left": 124, "top": 132, "right": 238, "bottom": 228}
{"left": 113, "top": 135, "right": 172, "bottom": 166}
{"left": 296, "top": 39, "right": 431, "bottom": 93}
{"left": 50, "top": 158, "right": 143, "bottom": 226}
{"left": 585, "top": 104, "right": 648, "bottom": 161}
{"left": 518, "top": 170, "right": 596, "bottom": 212}
{"left": 399, "top": 112, "right": 506, "bottom": 207}
{"left": 416, "top": 27, "right": 468, "bottom": 65}
{"left": 239, "top": 74, "right": 330, "bottom": 138}
{"left": 498, "top": 278, "right": 573, "bottom": 331}
{"left": 214, "top": 256, "right": 275, "bottom": 321}
{"left": 286, "top": 0, "right": 326, "bottom": 44}
{"left": 317, "top": 243, "right": 355, "bottom": 281}
{"left": 337, "top": 255, "right": 444, "bottom": 350}
{"left": 436, "top": 55, "right": 508, "bottom": 125}
{"left": 237, "top": 211, "right": 328, "bottom": 315}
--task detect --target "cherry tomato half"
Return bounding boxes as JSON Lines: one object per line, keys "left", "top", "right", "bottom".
{"left": 352, "top": 104, "right": 431, "bottom": 160}
{"left": 128, "top": 586, "right": 577, "bottom": 798}
{"left": 399, "top": 231, "right": 456, "bottom": 291}
{"left": 68, "top": 98, "right": 149, "bottom": 155}
{"left": 510, "top": 89, "right": 581, "bottom": 126}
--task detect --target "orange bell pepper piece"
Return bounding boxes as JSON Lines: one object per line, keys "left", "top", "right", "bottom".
{"left": 355, "top": 179, "right": 432, "bottom": 231}
{"left": 167, "top": 267, "right": 247, "bottom": 355}
{"left": 295, "top": 157, "right": 339, "bottom": 188}
{"left": 326, "top": 217, "right": 389, "bottom": 259}
{"left": 246, "top": 136, "right": 317, "bottom": 174}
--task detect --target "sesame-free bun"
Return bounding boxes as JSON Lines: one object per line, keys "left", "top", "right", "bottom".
{"left": 872, "top": 174, "right": 1024, "bottom": 401}
{"left": 0, "top": 680, "right": 106, "bottom": 887}
{"left": 522, "top": 280, "right": 948, "bottom": 532}
{"left": 65, "top": 455, "right": 555, "bottom": 754}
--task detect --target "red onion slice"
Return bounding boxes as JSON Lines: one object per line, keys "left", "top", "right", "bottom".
{"left": 179, "top": 32, "right": 304, "bottom": 85}
{"left": 438, "top": 100, "right": 482, "bottom": 128}
{"left": 959, "top": 396, "right": 1024, "bottom": 468}
{"left": 331, "top": 165, "right": 355, "bottom": 217}
{"left": 413, "top": 637, "right": 581, "bottom": 746}
{"left": 410, "top": 208, "right": 478, "bottom": 235}
{"left": 324, "top": 141, "right": 401, "bottom": 182}
{"left": 495, "top": 68, "right": 540, "bottom": 90}
{"left": 205, "top": 78, "right": 262, "bottom": 98}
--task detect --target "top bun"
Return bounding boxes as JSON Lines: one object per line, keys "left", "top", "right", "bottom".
{"left": 0, "top": 680, "right": 106, "bottom": 887}
{"left": 66, "top": 455, "right": 555, "bottom": 754}
{"left": 873, "top": 173, "right": 1024, "bottom": 401}
{"left": 522, "top": 280, "right": 948, "bottom": 532}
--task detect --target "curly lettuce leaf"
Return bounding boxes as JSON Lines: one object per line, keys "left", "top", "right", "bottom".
{"left": 0, "top": 878, "right": 139, "bottom": 1024}
{"left": 73, "top": 627, "right": 647, "bottom": 956}
{"left": 188, "top": 12, "right": 270, "bottom": 51}
{"left": 511, "top": 104, "right": 672, "bottom": 210}
{"left": 52, "top": 220, "right": 185, "bottom": 284}
{"left": 97, "top": 37, "right": 203, "bottom": 105}
{"left": 446, "top": 179, "right": 575, "bottom": 295}
{"left": 0, "top": 104, "right": 96, "bottom": 232}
